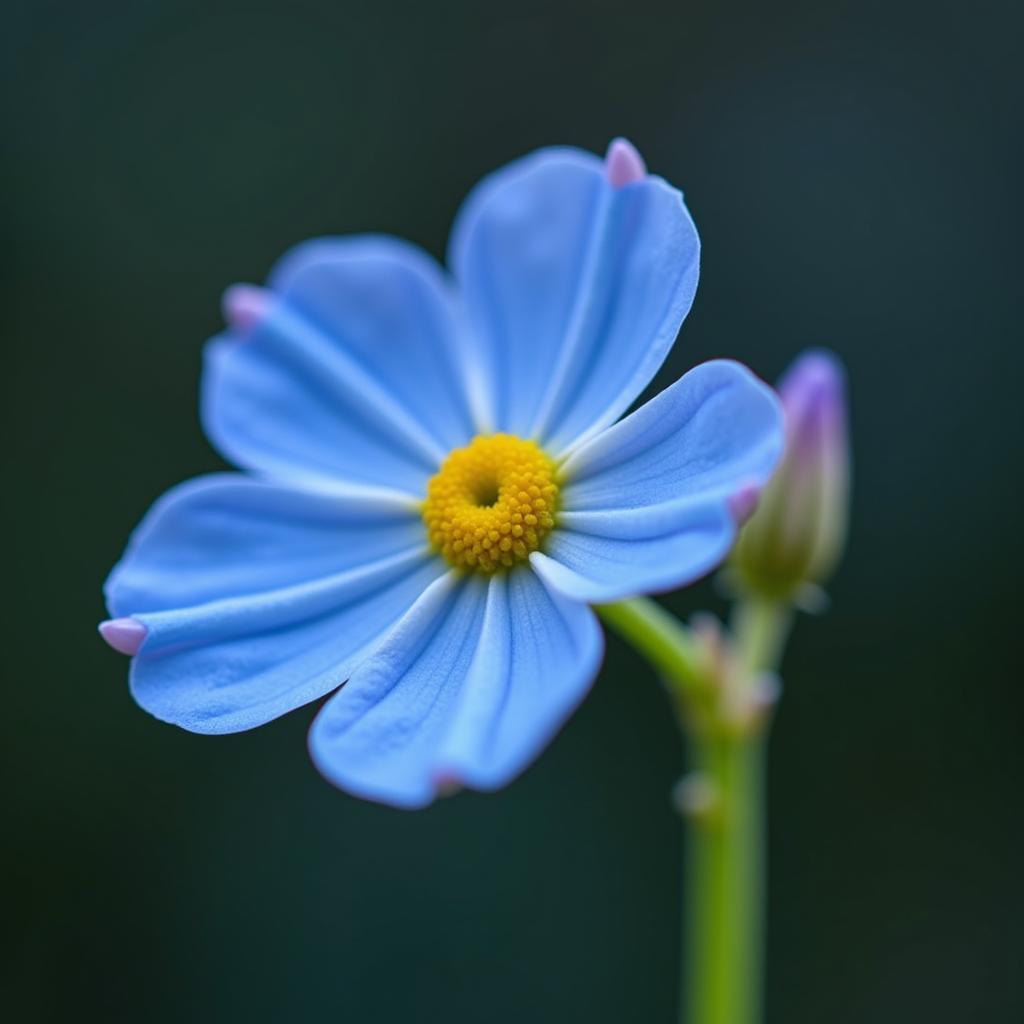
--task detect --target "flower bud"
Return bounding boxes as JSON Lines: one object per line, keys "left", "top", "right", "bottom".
{"left": 732, "top": 350, "right": 850, "bottom": 599}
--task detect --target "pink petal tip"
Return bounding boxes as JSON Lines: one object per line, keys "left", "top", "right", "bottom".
{"left": 99, "top": 618, "right": 147, "bottom": 656}
{"left": 222, "top": 284, "right": 271, "bottom": 332}
{"left": 432, "top": 769, "right": 464, "bottom": 798}
{"left": 605, "top": 137, "right": 647, "bottom": 188}
{"left": 729, "top": 483, "right": 762, "bottom": 525}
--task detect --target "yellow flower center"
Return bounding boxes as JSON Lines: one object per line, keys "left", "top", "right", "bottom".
{"left": 422, "top": 434, "right": 560, "bottom": 573}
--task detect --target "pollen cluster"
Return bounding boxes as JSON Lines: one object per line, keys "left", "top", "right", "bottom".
{"left": 422, "top": 434, "right": 559, "bottom": 573}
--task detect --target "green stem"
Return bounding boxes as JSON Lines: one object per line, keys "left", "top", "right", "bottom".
{"left": 685, "top": 731, "right": 764, "bottom": 1024}
{"left": 685, "top": 597, "right": 791, "bottom": 1024}
{"left": 731, "top": 597, "right": 793, "bottom": 677}
{"left": 598, "top": 595, "right": 792, "bottom": 1024}
{"left": 595, "top": 597, "right": 703, "bottom": 700}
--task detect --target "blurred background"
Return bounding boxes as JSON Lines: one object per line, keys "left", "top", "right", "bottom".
{"left": 4, "top": 1, "right": 1022, "bottom": 1021}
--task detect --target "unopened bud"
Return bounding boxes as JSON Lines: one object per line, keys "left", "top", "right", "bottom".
{"left": 732, "top": 350, "right": 850, "bottom": 598}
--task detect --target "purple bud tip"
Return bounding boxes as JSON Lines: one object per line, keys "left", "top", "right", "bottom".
{"left": 778, "top": 348, "right": 847, "bottom": 452}
{"left": 780, "top": 350, "right": 845, "bottom": 406}
{"left": 729, "top": 482, "right": 762, "bottom": 525}
{"left": 222, "top": 284, "right": 271, "bottom": 333}
{"left": 605, "top": 137, "right": 647, "bottom": 188}
{"left": 98, "top": 617, "right": 147, "bottom": 656}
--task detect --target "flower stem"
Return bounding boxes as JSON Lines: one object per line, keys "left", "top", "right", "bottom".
{"left": 687, "top": 597, "right": 790, "bottom": 1024}
{"left": 684, "top": 729, "right": 764, "bottom": 1024}
{"left": 731, "top": 596, "right": 792, "bottom": 679}
{"left": 595, "top": 597, "right": 703, "bottom": 699}
{"left": 598, "top": 595, "right": 792, "bottom": 1024}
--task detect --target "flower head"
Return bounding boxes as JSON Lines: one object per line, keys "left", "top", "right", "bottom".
{"left": 422, "top": 434, "right": 559, "bottom": 572}
{"left": 101, "top": 140, "right": 783, "bottom": 807}
{"left": 732, "top": 349, "right": 850, "bottom": 599}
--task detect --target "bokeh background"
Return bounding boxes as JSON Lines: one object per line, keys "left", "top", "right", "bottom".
{"left": 5, "top": 1, "right": 1022, "bottom": 1021}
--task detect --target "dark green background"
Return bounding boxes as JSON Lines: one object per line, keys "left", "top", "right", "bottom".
{"left": 5, "top": 1, "right": 1022, "bottom": 1021}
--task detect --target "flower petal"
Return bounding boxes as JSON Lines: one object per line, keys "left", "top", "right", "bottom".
{"left": 434, "top": 568, "right": 603, "bottom": 791}
{"left": 203, "top": 237, "right": 477, "bottom": 493}
{"left": 104, "top": 474, "right": 444, "bottom": 733}
{"left": 308, "top": 572, "right": 485, "bottom": 807}
{"left": 309, "top": 567, "right": 602, "bottom": 808}
{"left": 449, "top": 146, "right": 699, "bottom": 451}
{"left": 532, "top": 361, "right": 783, "bottom": 602}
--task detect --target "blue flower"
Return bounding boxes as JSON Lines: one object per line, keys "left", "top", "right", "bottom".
{"left": 101, "top": 139, "right": 783, "bottom": 808}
